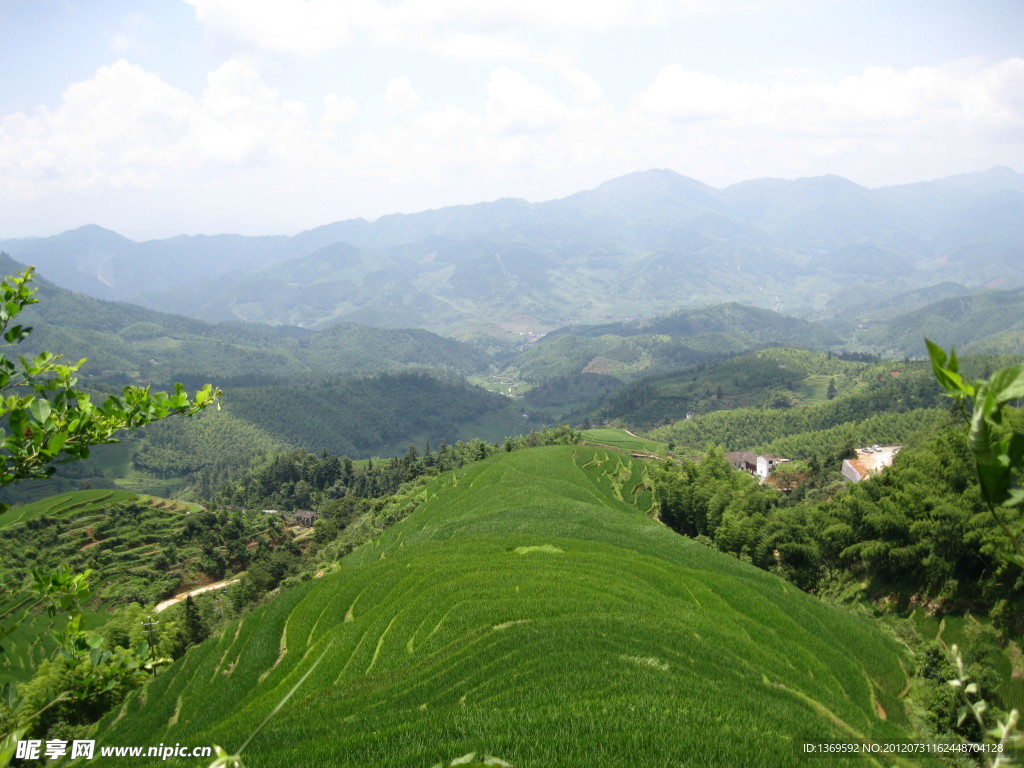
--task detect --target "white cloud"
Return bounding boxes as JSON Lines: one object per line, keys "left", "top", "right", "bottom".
{"left": 625, "top": 58, "right": 1024, "bottom": 184}
{"left": 384, "top": 77, "right": 419, "bottom": 111}
{"left": 184, "top": 0, "right": 373, "bottom": 55}
{"left": 410, "top": 0, "right": 683, "bottom": 32}
{"left": 319, "top": 94, "right": 359, "bottom": 139}
{"left": 634, "top": 59, "right": 1024, "bottom": 137}
{"left": 423, "top": 32, "right": 536, "bottom": 63}
{"left": 1, "top": 55, "right": 1022, "bottom": 237}
{"left": 0, "top": 59, "right": 341, "bottom": 203}
{"left": 109, "top": 13, "right": 154, "bottom": 55}
{"left": 485, "top": 68, "right": 568, "bottom": 132}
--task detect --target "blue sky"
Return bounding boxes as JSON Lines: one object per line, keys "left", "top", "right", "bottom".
{"left": 1, "top": 0, "right": 1022, "bottom": 239}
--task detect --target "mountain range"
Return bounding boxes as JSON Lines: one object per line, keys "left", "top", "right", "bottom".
{"left": 2, "top": 166, "right": 1022, "bottom": 337}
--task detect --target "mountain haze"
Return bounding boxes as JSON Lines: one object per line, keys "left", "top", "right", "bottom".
{"left": 3, "top": 167, "right": 1022, "bottom": 336}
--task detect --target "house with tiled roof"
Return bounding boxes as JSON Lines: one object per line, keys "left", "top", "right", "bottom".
{"left": 726, "top": 451, "right": 789, "bottom": 480}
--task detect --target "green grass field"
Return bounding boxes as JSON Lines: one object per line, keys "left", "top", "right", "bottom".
{"left": 94, "top": 446, "right": 935, "bottom": 767}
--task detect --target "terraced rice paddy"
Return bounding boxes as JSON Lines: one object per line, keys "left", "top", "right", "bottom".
{"left": 580, "top": 428, "right": 667, "bottom": 455}
{"left": 95, "top": 446, "right": 936, "bottom": 767}
{"left": 0, "top": 491, "right": 196, "bottom": 682}
{"left": 0, "top": 608, "right": 109, "bottom": 684}
{"left": 0, "top": 489, "right": 137, "bottom": 529}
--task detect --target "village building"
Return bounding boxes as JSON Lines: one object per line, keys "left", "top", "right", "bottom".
{"left": 725, "top": 451, "right": 790, "bottom": 480}
{"left": 293, "top": 509, "right": 319, "bottom": 526}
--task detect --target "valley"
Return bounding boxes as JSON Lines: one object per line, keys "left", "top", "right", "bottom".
{"left": 1, "top": 168, "right": 1022, "bottom": 767}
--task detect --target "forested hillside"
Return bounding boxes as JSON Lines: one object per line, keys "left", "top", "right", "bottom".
{"left": 648, "top": 354, "right": 945, "bottom": 451}
{"left": 0, "top": 257, "right": 534, "bottom": 501}
{"left": 0, "top": 253, "right": 491, "bottom": 388}
{"left": 851, "top": 288, "right": 1024, "bottom": 357}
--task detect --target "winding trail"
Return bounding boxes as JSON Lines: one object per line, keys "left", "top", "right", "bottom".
{"left": 154, "top": 578, "right": 240, "bottom": 613}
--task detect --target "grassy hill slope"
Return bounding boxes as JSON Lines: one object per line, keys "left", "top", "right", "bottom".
{"left": 97, "top": 447, "right": 929, "bottom": 767}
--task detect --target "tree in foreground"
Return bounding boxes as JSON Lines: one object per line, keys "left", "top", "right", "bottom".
{"left": 0, "top": 267, "right": 219, "bottom": 504}
{"left": 928, "top": 339, "right": 1022, "bottom": 765}
{"left": 0, "top": 267, "right": 220, "bottom": 765}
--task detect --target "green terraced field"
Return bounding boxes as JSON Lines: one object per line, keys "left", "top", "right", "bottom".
{"left": 0, "top": 488, "right": 137, "bottom": 529}
{"left": 0, "top": 607, "right": 109, "bottom": 684}
{"left": 0, "top": 490, "right": 242, "bottom": 683}
{"left": 0, "top": 489, "right": 199, "bottom": 531}
{"left": 580, "top": 428, "right": 667, "bottom": 455}
{"left": 95, "top": 446, "right": 935, "bottom": 767}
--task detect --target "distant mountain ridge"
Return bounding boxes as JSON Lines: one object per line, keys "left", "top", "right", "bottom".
{"left": 2, "top": 166, "right": 1022, "bottom": 335}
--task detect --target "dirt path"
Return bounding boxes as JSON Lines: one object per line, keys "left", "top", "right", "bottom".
{"left": 154, "top": 578, "right": 240, "bottom": 613}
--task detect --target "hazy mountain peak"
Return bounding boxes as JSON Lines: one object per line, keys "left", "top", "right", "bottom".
{"left": 57, "top": 223, "right": 132, "bottom": 245}
{"left": 588, "top": 168, "right": 715, "bottom": 196}
{"left": 554, "top": 168, "right": 724, "bottom": 221}
{"left": 788, "top": 173, "right": 872, "bottom": 194}
{"left": 2, "top": 167, "right": 1022, "bottom": 336}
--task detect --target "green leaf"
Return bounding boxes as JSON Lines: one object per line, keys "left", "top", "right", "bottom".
{"left": 1, "top": 681, "right": 19, "bottom": 711}
{"left": 3, "top": 324, "right": 25, "bottom": 343}
{"left": 988, "top": 362, "right": 1024, "bottom": 404}
{"left": 7, "top": 408, "right": 25, "bottom": 438}
{"left": 976, "top": 459, "right": 1010, "bottom": 509}
{"left": 0, "top": 726, "right": 29, "bottom": 768}
{"left": 1003, "top": 487, "right": 1024, "bottom": 508}
{"left": 28, "top": 398, "right": 51, "bottom": 423}
{"left": 926, "top": 339, "right": 972, "bottom": 398}
{"left": 45, "top": 431, "right": 67, "bottom": 456}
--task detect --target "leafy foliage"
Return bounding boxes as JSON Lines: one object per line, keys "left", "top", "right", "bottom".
{"left": 928, "top": 340, "right": 1024, "bottom": 568}
{"left": 0, "top": 269, "right": 219, "bottom": 499}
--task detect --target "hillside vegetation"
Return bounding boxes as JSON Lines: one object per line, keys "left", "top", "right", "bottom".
{"left": 647, "top": 354, "right": 948, "bottom": 452}
{"left": 97, "top": 447, "right": 928, "bottom": 767}
{"left": 0, "top": 490, "right": 284, "bottom": 685}
{"left": 852, "top": 288, "right": 1024, "bottom": 357}
{"left": 0, "top": 491, "right": 281, "bottom": 608}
